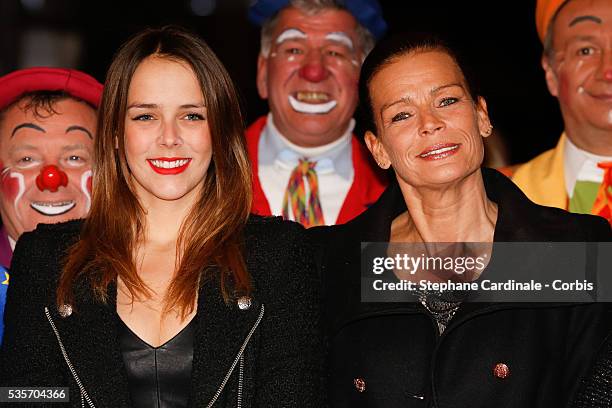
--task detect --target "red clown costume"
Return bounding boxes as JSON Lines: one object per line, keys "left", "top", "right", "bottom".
{"left": 246, "top": 116, "right": 387, "bottom": 224}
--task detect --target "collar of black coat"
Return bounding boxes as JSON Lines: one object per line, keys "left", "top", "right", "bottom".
{"left": 346, "top": 167, "right": 607, "bottom": 242}
{"left": 351, "top": 167, "right": 526, "bottom": 242}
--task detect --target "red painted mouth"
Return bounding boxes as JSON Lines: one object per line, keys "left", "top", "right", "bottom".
{"left": 417, "top": 143, "right": 461, "bottom": 161}
{"left": 147, "top": 157, "right": 192, "bottom": 175}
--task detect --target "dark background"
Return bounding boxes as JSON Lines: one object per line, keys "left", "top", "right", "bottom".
{"left": 0, "top": 0, "right": 561, "bottom": 165}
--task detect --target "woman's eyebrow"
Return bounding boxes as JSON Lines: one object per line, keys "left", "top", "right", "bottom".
{"left": 379, "top": 83, "right": 464, "bottom": 113}
{"left": 380, "top": 96, "right": 411, "bottom": 115}
{"left": 431, "top": 83, "right": 464, "bottom": 94}
{"left": 127, "top": 103, "right": 158, "bottom": 109}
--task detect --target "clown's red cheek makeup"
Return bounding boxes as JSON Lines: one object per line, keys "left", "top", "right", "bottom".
{"left": 0, "top": 162, "right": 20, "bottom": 201}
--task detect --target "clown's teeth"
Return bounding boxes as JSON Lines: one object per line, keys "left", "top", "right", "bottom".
{"left": 419, "top": 145, "right": 459, "bottom": 158}
{"left": 30, "top": 201, "right": 76, "bottom": 216}
{"left": 150, "top": 159, "right": 190, "bottom": 169}
{"left": 296, "top": 91, "right": 330, "bottom": 102}
{"left": 288, "top": 95, "right": 337, "bottom": 114}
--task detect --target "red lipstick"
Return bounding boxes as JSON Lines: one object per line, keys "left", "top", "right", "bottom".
{"left": 147, "top": 157, "right": 192, "bottom": 175}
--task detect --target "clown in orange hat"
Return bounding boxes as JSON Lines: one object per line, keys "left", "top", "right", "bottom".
{"left": 507, "top": 0, "right": 612, "bottom": 227}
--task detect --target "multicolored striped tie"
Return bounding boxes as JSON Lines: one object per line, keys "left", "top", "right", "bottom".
{"left": 592, "top": 162, "right": 612, "bottom": 226}
{"left": 282, "top": 158, "right": 325, "bottom": 227}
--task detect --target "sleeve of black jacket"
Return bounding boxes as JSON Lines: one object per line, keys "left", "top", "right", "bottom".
{"left": 250, "top": 220, "right": 325, "bottom": 407}
{"left": 569, "top": 216, "right": 612, "bottom": 408}
{"left": 0, "top": 226, "right": 69, "bottom": 387}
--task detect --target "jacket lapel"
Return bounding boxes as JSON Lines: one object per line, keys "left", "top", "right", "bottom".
{"left": 444, "top": 169, "right": 592, "bottom": 326}
{"left": 190, "top": 276, "right": 263, "bottom": 406}
{"left": 49, "top": 281, "right": 132, "bottom": 407}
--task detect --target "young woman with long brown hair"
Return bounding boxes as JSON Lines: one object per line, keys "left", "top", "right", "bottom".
{"left": 0, "top": 26, "right": 322, "bottom": 408}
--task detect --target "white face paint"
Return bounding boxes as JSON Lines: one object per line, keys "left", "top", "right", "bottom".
{"left": 576, "top": 60, "right": 584, "bottom": 94}
{"left": 288, "top": 95, "right": 337, "bottom": 114}
{"left": 24, "top": 168, "right": 91, "bottom": 217}
{"left": 325, "top": 32, "right": 354, "bottom": 50}
{"left": 30, "top": 201, "right": 76, "bottom": 216}
{"left": 81, "top": 170, "right": 92, "bottom": 213}
{"left": 10, "top": 172, "right": 25, "bottom": 221}
{"left": 274, "top": 27, "right": 342, "bottom": 114}
{"left": 271, "top": 29, "right": 308, "bottom": 61}
{"left": 326, "top": 32, "right": 359, "bottom": 66}
{"left": 276, "top": 28, "right": 307, "bottom": 45}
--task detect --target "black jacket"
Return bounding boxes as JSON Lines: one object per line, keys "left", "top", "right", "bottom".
{"left": 0, "top": 216, "right": 323, "bottom": 408}
{"left": 309, "top": 168, "right": 612, "bottom": 408}
{"left": 572, "top": 333, "right": 612, "bottom": 407}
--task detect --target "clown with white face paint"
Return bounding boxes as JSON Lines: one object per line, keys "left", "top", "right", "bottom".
{"left": 507, "top": 0, "right": 612, "bottom": 226}
{"left": 247, "top": 0, "right": 389, "bottom": 228}
{"left": 275, "top": 28, "right": 358, "bottom": 115}
{"left": 0, "top": 67, "right": 101, "bottom": 343}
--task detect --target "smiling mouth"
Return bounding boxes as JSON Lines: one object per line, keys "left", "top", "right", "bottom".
{"left": 588, "top": 93, "right": 612, "bottom": 102}
{"left": 418, "top": 144, "right": 461, "bottom": 160}
{"left": 288, "top": 92, "right": 337, "bottom": 114}
{"left": 297, "top": 91, "right": 330, "bottom": 102}
{"left": 147, "top": 158, "right": 192, "bottom": 175}
{"left": 30, "top": 201, "right": 76, "bottom": 216}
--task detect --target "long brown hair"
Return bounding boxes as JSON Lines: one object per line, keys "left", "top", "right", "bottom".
{"left": 57, "top": 26, "right": 252, "bottom": 317}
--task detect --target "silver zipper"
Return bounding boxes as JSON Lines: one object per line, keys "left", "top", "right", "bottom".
{"left": 206, "top": 303, "right": 265, "bottom": 408}
{"left": 237, "top": 355, "right": 244, "bottom": 408}
{"left": 44, "top": 307, "right": 96, "bottom": 408}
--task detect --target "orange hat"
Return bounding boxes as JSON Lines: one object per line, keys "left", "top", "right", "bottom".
{"left": 536, "top": 0, "right": 568, "bottom": 42}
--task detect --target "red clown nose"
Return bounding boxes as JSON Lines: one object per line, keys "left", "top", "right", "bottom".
{"left": 36, "top": 165, "right": 68, "bottom": 192}
{"left": 299, "top": 63, "right": 329, "bottom": 83}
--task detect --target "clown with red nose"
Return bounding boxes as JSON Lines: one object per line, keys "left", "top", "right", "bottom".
{"left": 0, "top": 67, "right": 102, "bottom": 342}
{"left": 246, "top": 0, "right": 389, "bottom": 228}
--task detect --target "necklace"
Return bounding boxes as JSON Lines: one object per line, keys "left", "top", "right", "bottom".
{"left": 413, "top": 289, "right": 462, "bottom": 335}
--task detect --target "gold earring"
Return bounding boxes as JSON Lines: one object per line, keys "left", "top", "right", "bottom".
{"left": 483, "top": 124, "right": 493, "bottom": 137}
